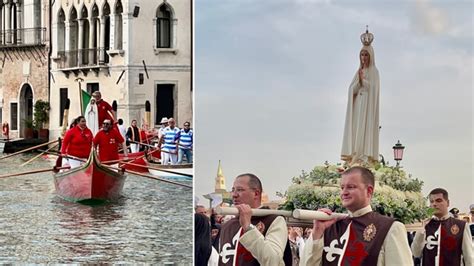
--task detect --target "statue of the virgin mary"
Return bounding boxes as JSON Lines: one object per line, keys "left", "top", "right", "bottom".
{"left": 341, "top": 28, "right": 380, "bottom": 166}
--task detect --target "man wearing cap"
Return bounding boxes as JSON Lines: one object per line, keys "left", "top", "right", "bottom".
{"left": 411, "top": 188, "right": 473, "bottom": 265}
{"left": 159, "top": 118, "right": 180, "bottom": 165}
{"left": 156, "top": 117, "right": 168, "bottom": 160}
{"left": 92, "top": 91, "right": 114, "bottom": 127}
{"left": 450, "top": 207, "right": 460, "bottom": 219}
{"left": 158, "top": 117, "right": 169, "bottom": 139}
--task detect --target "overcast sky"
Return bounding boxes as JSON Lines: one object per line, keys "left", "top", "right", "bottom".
{"left": 195, "top": 0, "right": 473, "bottom": 213}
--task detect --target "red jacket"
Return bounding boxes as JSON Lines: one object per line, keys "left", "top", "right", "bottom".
{"left": 93, "top": 129, "right": 125, "bottom": 162}
{"left": 96, "top": 99, "right": 114, "bottom": 126}
{"left": 61, "top": 125, "right": 93, "bottom": 158}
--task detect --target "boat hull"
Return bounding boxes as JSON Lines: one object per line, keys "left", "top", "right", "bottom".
{"left": 147, "top": 161, "right": 193, "bottom": 180}
{"left": 54, "top": 151, "right": 126, "bottom": 203}
{"left": 119, "top": 151, "right": 148, "bottom": 173}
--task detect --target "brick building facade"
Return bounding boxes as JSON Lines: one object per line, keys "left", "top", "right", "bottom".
{"left": 0, "top": 0, "right": 50, "bottom": 139}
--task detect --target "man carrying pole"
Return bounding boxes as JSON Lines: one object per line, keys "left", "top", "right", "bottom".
{"left": 300, "top": 166, "right": 413, "bottom": 265}
{"left": 218, "top": 173, "right": 292, "bottom": 265}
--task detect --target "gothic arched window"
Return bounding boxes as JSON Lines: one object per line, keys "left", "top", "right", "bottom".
{"left": 156, "top": 4, "right": 172, "bottom": 48}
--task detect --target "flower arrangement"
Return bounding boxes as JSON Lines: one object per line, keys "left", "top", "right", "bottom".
{"left": 280, "top": 162, "right": 430, "bottom": 224}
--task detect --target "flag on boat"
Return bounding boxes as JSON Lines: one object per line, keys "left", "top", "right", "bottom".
{"left": 80, "top": 89, "right": 91, "bottom": 115}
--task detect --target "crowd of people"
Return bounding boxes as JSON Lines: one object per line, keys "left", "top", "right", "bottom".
{"left": 195, "top": 167, "right": 474, "bottom": 266}
{"left": 60, "top": 91, "right": 193, "bottom": 168}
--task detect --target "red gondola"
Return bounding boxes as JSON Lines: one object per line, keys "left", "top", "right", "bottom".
{"left": 118, "top": 149, "right": 161, "bottom": 173}
{"left": 53, "top": 149, "right": 126, "bottom": 203}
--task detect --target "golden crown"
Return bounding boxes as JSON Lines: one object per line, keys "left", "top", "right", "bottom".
{"left": 360, "top": 25, "right": 374, "bottom": 46}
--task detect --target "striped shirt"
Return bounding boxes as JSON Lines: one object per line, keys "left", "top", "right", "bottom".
{"left": 162, "top": 126, "right": 180, "bottom": 151}
{"left": 178, "top": 129, "right": 193, "bottom": 150}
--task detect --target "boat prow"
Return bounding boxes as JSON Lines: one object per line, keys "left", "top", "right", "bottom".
{"left": 54, "top": 149, "right": 126, "bottom": 203}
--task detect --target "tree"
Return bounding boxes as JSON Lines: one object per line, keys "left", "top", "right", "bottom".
{"left": 33, "top": 100, "right": 50, "bottom": 129}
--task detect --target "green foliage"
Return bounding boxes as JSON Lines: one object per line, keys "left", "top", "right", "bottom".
{"left": 281, "top": 162, "right": 430, "bottom": 224}
{"left": 377, "top": 167, "right": 424, "bottom": 192}
{"left": 33, "top": 100, "right": 50, "bottom": 129}
{"left": 23, "top": 118, "right": 35, "bottom": 129}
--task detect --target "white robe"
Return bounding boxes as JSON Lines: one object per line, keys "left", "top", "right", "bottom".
{"left": 341, "top": 45, "right": 380, "bottom": 165}
{"left": 86, "top": 102, "right": 99, "bottom": 136}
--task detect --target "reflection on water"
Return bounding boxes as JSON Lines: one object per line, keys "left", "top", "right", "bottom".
{"left": 0, "top": 154, "right": 192, "bottom": 264}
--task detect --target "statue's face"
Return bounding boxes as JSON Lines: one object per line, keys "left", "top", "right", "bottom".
{"left": 360, "top": 50, "right": 370, "bottom": 67}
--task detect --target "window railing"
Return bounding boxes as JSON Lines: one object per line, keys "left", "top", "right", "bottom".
{"left": 0, "top": 27, "right": 47, "bottom": 47}
{"left": 56, "top": 48, "right": 107, "bottom": 69}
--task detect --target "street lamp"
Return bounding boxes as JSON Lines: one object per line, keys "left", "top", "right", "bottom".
{"left": 393, "top": 140, "right": 405, "bottom": 167}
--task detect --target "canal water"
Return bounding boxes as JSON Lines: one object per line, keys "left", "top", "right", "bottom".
{"left": 0, "top": 153, "right": 192, "bottom": 264}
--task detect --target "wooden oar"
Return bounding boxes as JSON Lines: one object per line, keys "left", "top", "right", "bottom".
{"left": 0, "top": 166, "right": 70, "bottom": 179}
{"left": 101, "top": 158, "right": 134, "bottom": 164}
{"left": 145, "top": 101, "right": 151, "bottom": 128}
{"left": 112, "top": 100, "right": 117, "bottom": 121}
{"left": 37, "top": 149, "right": 191, "bottom": 188}
{"left": 40, "top": 149, "right": 136, "bottom": 166}
{"left": 129, "top": 140, "right": 177, "bottom": 154}
{"left": 60, "top": 99, "right": 70, "bottom": 137}
{"left": 37, "top": 149, "right": 88, "bottom": 163}
{"left": 20, "top": 143, "right": 59, "bottom": 166}
{"left": 124, "top": 161, "right": 193, "bottom": 178}
{"left": 103, "top": 164, "right": 192, "bottom": 189}
{"left": 0, "top": 139, "right": 59, "bottom": 161}
{"left": 116, "top": 152, "right": 148, "bottom": 168}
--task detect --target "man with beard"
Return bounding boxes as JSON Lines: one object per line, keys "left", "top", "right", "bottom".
{"left": 93, "top": 119, "right": 128, "bottom": 163}
{"left": 177, "top": 121, "right": 193, "bottom": 164}
{"left": 126, "top": 119, "right": 142, "bottom": 153}
{"left": 92, "top": 91, "right": 114, "bottom": 127}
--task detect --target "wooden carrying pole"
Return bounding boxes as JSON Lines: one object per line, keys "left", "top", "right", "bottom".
{"left": 215, "top": 207, "right": 348, "bottom": 221}
{"left": 216, "top": 207, "right": 292, "bottom": 217}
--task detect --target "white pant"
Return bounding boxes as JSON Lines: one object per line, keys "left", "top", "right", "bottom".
{"left": 130, "top": 143, "right": 140, "bottom": 153}
{"left": 161, "top": 151, "right": 178, "bottom": 165}
{"left": 62, "top": 158, "right": 83, "bottom": 169}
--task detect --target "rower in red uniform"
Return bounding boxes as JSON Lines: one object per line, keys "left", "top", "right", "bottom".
{"left": 92, "top": 91, "right": 114, "bottom": 127}
{"left": 93, "top": 119, "right": 128, "bottom": 164}
{"left": 61, "top": 116, "right": 93, "bottom": 168}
